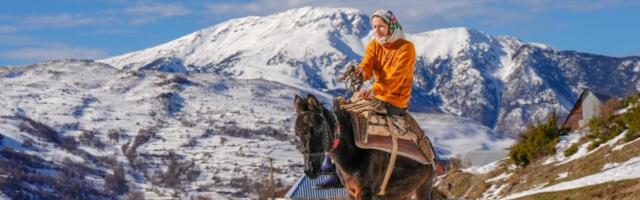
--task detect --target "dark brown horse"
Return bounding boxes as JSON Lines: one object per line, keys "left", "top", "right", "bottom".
{"left": 293, "top": 94, "right": 435, "bottom": 200}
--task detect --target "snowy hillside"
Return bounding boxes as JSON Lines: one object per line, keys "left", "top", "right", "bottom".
{"left": 438, "top": 130, "right": 640, "bottom": 199}
{"left": 0, "top": 59, "right": 508, "bottom": 199}
{"left": 99, "top": 7, "right": 640, "bottom": 135}
{"left": 0, "top": 59, "right": 307, "bottom": 199}
{"left": 436, "top": 98, "right": 640, "bottom": 199}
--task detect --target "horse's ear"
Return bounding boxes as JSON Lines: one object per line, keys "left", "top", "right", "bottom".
{"left": 294, "top": 95, "right": 308, "bottom": 115}
{"left": 306, "top": 94, "right": 322, "bottom": 112}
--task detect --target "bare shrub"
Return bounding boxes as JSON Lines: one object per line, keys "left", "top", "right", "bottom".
{"left": 17, "top": 115, "right": 60, "bottom": 144}
{"left": 79, "top": 129, "right": 106, "bottom": 150}
{"left": 181, "top": 137, "right": 198, "bottom": 148}
{"left": 98, "top": 156, "right": 118, "bottom": 167}
{"left": 104, "top": 162, "right": 128, "bottom": 195}
{"left": 121, "top": 142, "right": 130, "bottom": 155}
{"left": 61, "top": 158, "right": 87, "bottom": 179}
{"left": 125, "top": 128, "right": 156, "bottom": 164}
{"left": 60, "top": 136, "right": 78, "bottom": 151}
{"left": 191, "top": 195, "right": 212, "bottom": 200}
{"left": 22, "top": 138, "right": 34, "bottom": 148}
{"left": 108, "top": 128, "right": 126, "bottom": 143}
{"left": 127, "top": 191, "right": 145, "bottom": 200}
{"left": 156, "top": 151, "right": 200, "bottom": 189}
{"left": 132, "top": 158, "right": 150, "bottom": 179}
{"left": 200, "top": 129, "right": 214, "bottom": 138}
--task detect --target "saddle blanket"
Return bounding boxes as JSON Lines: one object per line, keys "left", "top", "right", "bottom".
{"left": 340, "top": 99, "right": 436, "bottom": 165}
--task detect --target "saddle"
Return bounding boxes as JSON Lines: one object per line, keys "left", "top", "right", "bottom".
{"left": 340, "top": 99, "right": 436, "bottom": 164}
{"left": 339, "top": 98, "right": 436, "bottom": 195}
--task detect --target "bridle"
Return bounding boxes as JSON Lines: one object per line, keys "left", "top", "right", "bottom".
{"left": 298, "top": 110, "right": 343, "bottom": 159}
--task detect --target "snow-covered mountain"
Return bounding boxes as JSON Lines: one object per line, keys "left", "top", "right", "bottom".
{"left": 0, "top": 59, "right": 508, "bottom": 199}
{"left": 99, "top": 7, "right": 640, "bottom": 136}
{"left": 100, "top": 7, "right": 370, "bottom": 94}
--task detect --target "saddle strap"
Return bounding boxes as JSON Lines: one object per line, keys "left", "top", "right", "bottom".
{"left": 378, "top": 135, "right": 398, "bottom": 195}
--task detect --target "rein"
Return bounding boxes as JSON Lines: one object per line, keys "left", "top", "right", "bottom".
{"left": 337, "top": 64, "right": 363, "bottom": 92}
{"left": 327, "top": 111, "right": 342, "bottom": 152}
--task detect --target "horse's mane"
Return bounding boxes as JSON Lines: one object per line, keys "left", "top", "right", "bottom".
{"left": 317, "top": 98, "right": 352, "bottom": 150}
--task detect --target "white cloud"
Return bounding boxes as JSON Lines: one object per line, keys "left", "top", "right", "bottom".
{"left": 2, "top": 2, "right": 193, "bottom": 32}
{"left": 201, "top": 0, "right": 637, "bottom": 32}
{"left": 511, "top": 0, "right": 639, "bottom": 11}
{"left": 0, "top": 25, "right": 17, "bottom": 33}
{"left": 91, "top": 29, "right": 138, "bottom": 35}
{"left": 20, "top": 14, "right": 114, "bottom": 28}
{"left": 0, "top": 45, "right": 109, "bottom": 63}
{"left": 0, "top": 35, "right": 49, "bottom": 46}
{"left": 123, "top": 2, "right": 192, "bottom": 24}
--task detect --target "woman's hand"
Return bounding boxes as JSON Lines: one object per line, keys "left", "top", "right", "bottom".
{"left": 355, "top": 67, "right": 364, "bottom": 80}
{"left": 354, "top": 89, "right": 374, "bottom": 100}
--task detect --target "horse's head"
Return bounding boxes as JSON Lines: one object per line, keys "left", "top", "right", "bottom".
{"left": 293, "top": 94, "right": 332, "bottom": 179}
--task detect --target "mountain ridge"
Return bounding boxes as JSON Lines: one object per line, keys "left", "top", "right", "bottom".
{"left": 98, "top": 7, "right": 640, "bottom": 135}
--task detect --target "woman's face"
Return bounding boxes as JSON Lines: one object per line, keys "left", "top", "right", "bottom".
{"left": 372, "top": 16, "right": 389, "bottom": 38}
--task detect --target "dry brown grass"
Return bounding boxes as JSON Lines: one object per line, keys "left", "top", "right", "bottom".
{"left": 516, "top": 178, "right": 640, "bottom": 200}
{"left": 503, "top": 135, "right": 640, "bottom": 197}
{"left": 435, "top": 169, "right": 493, "bottom": 199}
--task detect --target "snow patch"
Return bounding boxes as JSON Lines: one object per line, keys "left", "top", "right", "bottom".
{"left": 505, "top": 156, "right": 640, "bottom": 199}
{"left": 482, "top": 184, "right": 508, "bottom": 200}
{"left": 543, "top": 130, "right": 585, "bottom": 165}
{"left": 487, "top": 172, "right": 512, "bottom": 183}
{"left": 602, "top": 162, "right": 621, "bottom": 171}
{"left": 556, "top": 130, "right": 625, "bottom": 166}
{"left": 613, "top": 133, "right": 640, "bottom": 151}
{"left": 556, "top": 172, "right": 569, "bottom": 180}
{"left": 410, "top": 27, "right": 474, "bottom": 63}
{"left": 462, "top": 159, "right": 501, "bottom": 174}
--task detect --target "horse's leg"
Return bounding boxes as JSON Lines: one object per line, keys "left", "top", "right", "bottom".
{"left": 415, "top": 164, "right": 436, "bottom": 200}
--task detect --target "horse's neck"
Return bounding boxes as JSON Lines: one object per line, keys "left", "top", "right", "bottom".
{"left": 327, "top": 109, "right": 362, "bottom": 170}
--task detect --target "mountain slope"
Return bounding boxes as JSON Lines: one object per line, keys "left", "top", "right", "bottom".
{"left": 0, "top": 59, "right": 506, "bottom": 199}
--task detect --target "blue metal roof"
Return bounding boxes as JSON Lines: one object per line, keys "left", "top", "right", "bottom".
{"left": 285, "top": 175, "right": 349, "bottom": 199}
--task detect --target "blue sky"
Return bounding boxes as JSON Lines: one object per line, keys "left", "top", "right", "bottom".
{"left": 1, "top": 0, "right": 639, "bottom": 66}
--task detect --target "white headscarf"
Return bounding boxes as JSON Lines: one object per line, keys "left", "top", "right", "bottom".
{"left": 371, "top": 9, "right": 405, "bottom": 45}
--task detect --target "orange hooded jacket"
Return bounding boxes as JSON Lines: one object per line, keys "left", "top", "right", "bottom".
{"left": 359, "top": 39, "right": 415, "bottom": 109}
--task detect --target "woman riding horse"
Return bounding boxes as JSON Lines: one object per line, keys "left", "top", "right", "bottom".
{"left": 294, "top": 94, "right": 434, "bottom": 199}
{"left": 315, "top": 9, "right": 417, "bottom": 189}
